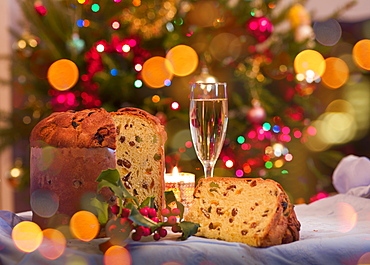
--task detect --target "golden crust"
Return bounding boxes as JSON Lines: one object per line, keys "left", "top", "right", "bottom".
{"left": 30, "top": 108, "right": 116, "bottom": 149}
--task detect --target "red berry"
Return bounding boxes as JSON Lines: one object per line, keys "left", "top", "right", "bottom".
{"left": 171, "top": 208, "right": 181, "bottom": 216}
{"left": 153, "top": 233, "right": 160, "bottom": 241}
{"left": 139, "top": 207, "right": 149, "bottom": 216}
{"left": 148, "top": 208, "right": 157, "bottom": 218}
{"left": 158, "top": 228, "right": 167, "bottom": 237}
{"left": 136, "top": 226, "right": 145, "bottom": 236}
{"left": 171, "top": 224, "right": 182, "bottom": 233}
{"left": 151, "top": 217, "right": 160, "bottom": 223}
{"left": 111, "top": 205, "right": 119, "bottom": 215}
{"left": 121, "top": 208, "right": 131, "bottom": 218}
{"left": 161, "top": 208, "right": 171, "bottom": 217}
{"left": 167, "top": 216, "right": 177, "bottom": 225}
{"left": 132, "top": 232, "right": 142, "bottom": 241}
{"left": 143, "top": 227, "right": 151, "bottom": 236}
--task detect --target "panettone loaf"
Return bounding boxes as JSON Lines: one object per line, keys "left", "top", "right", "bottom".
{"left": 30, "top": 107, "right": 166, "bottom": 229}
{"left": 185, "top": 177, "right": 300, "bottom": 247}
{"left": 111, "top": 107, "right": 167, "bottom": 211}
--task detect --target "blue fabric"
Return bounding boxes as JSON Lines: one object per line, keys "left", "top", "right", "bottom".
{"left": 1, "top": 194, "right": 370, "bottom": 265}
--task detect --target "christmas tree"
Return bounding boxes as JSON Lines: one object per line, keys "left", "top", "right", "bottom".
{"left": 3, "top": 0, "right": 366, "bottom": 205}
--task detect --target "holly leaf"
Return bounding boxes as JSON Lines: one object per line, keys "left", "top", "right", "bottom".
{"left": 139, "top": 196, "right": 155, "bottom": 209}
{"left": 165, "top": 190, "right": 177, "bottom": 205}
{"left": 97, "top": 179, "right": 123, "bottom": 198}
{"left": 175, "top": 201, "right": 185, "bottom": 220}
{"left": 96, "top": 168, "right": 123, "bottom": 189}
{"left": 178, "top": 221, "right": 200, "bottom": 240}
{"left": 90, "top": 197, "right": 109, "bottom": 225}
{"left": 164, "top": 190, "right": 185, "bottom": 220}
{"left": 96, "top": 169, "right": 139, "bottom": 205}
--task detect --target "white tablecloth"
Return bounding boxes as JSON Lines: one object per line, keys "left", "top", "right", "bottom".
{"left": 1, "top": 193, "right": 370, "bottom": 265}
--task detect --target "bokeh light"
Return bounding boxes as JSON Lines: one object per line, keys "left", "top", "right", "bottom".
{"left": 166, "top": 45, "right": 198, "bottom": 77}
{"left": 97, "top": 44, "right": 105, "bottom": 52}
{"left": 104, "top": 245, "right": 132, "bottom": 265}
{"left": 353, "top": 39, "right": 370, "bottom": 71}
{"left": 313, "top": 18, "right": 342, "bottom": 46}
{"left": 134, "top": 79, "right": 142, "bottom": 88}
{"left": 225, "top": 160, "right": 234, "bottom": 168}
{"left": 357, "top": 252, "right": 370, "bottom": 265}
{"left": 134, "top": 64, "right": 142, "bottom": 72}
{"left": 336, "top": 202, "right": 357, "bottom": 233}
{"left": 294, "top": 49, "right": 325, "bottom": 81}
{"left": 122, "top": 44, "right": 130, "bottom": 53}
{"left": 321, "top": 57, "right": 349, "bottom": 89}
{"left": 152, "top": 95, "right": 160, "bottom": 103}
{"left": 38, "top": 229, "right": 66, "bottom": 260}
{"left": 112, "top": 21, "right": 120, "bottom": 30}
{"left": 209, "top": 33, "right": 241, "bottom": 63}
{"left": 142, "top": 56, "right": 174, "bottom": 88}
{"left": 47, "top": 59, "right": 79, "bottom": 91}
{"left": 235, "top": 169, "right": 243, "bottom": 177}
{"left": 91, "top": 3, "right": 100, "bottom": 12}
{"left": 12, "top": 221, "right": 43, "bottom": 253}
{"left": 31, "top": 189, "right": 59, "bottom": 218}
{"left": 70, "top": 211, "right": 99, "bottom": 242}
{"left": 317, "top": 112, "right": 356, "bottom": 145}
{"left": 171, "top": 101, "right": 180, "bottom": 110}
{"left": 186, "top": 1, "right": 221, "bottom": 28}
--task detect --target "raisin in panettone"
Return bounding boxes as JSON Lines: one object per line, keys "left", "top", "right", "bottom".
{"left": 185, "top": 177, "right": 300, "bottom": 247}
{"left": 30, "top": 107, "right": 166, "bottom": 229}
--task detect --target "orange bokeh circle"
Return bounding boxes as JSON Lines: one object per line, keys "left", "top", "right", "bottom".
{"left": 47, "top": 59, "right": 79, "bottom": 91}
{"left": 142, "top": 56, "right": 174, "bottom": 88}
{"left": 166, "top": 45, "right": 199, "bottom": 77}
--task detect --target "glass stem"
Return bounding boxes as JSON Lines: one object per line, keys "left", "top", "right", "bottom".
{"left": 203, "top": 162, "right": 215, "bottom": 178}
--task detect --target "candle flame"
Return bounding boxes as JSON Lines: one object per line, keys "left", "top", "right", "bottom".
{"left": 172, "top": 166, "right": 179, "bottom": 177}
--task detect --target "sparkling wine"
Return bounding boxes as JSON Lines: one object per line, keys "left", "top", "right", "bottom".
{"left": 190, "top": 98, "right": 228, "bottom": 167}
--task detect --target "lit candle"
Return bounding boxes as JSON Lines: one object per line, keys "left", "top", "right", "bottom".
{"left": 164, "top": 167, "right": 195, "bottom": 208}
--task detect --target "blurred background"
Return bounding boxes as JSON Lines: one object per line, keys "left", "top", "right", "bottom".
{"left": 1, "top": 0, "right": 370, "bottom": 212}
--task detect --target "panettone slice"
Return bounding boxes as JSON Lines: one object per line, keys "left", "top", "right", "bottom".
{"left": 111, "top": 107, "right": 167, "bottom": 211}
{"left": 185, "top": 177, "right": 300, "bottom": 247}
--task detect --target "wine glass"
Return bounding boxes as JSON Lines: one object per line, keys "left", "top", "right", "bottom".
{"left": 189, "top": 82, "right": 228, "bottom": 178}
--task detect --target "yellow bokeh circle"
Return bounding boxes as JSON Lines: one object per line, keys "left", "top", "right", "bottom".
{"left": 70, "top": 211, "right": 100, "bottom": 242}
{"left": 47, "top": 59, "right": 79, "bottom": 91}
{"left": 166, "top": 45, "right": 199, "bottom": 77}
{"left": 321, "top": 57, "right": 349, "bottom": 89}
{"left": 294, "top": 49, "right": 325, "bottom": 80}
{"left": 12, "top": 221, "right": 43, "bottom": 253}
{"left": 142, "top": 56, "right": 174, "bottom": 88}
{"left": 353, "top": 39, "right": 370, "bottom": 71}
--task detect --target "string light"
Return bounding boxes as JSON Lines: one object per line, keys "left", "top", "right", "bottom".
{"left": 134, "top": 79, "right": 143, "bottom": 88}
{"left": 91, "top": 4, "right": 100, "bottom": 12}
{"left": 225, "top": 160, "right": 234, "bottom": 168}
{"left": 110, "top": 69, "right": 118, "bottom": 76}
{"left": 112, "top": 21, "right": 120, "bottom": 30}
{"left": 122, "top": 44, "right": 130, "bottom": 53}
{"left": 96, "top": 44, "right": 105, "bottom": 52}
{"left": 134, "top": 64, "right": 142, "bottom": 72}
{"left": 170, "top": 101, "right": 179, "bottom": 110}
